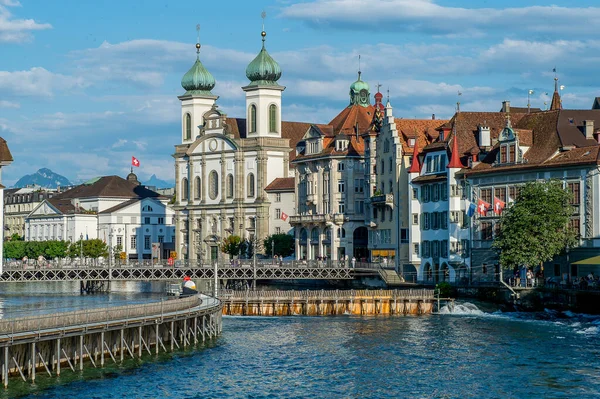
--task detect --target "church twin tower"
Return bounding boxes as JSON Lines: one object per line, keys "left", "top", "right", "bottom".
{"left": 178, "top": 26, "right": 284, "bottom": 143}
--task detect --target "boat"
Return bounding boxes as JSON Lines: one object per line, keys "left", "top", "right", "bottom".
{"left": 182, "top": 276, "right": 198, "bottom": 296}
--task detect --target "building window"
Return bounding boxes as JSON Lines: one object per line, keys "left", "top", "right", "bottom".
{"left": 131, "top": 235, "right": 137, "bottom": 250}
{"left": 568, "top": 182, "right": 580, "bottom": 205}
{"left": 269, "top": 104, "right": 277, "bottom": 133}
{"left": 400, "top": 228, "right": 409, "bottom": 243}
{"left": 247, "top": 173, "right": 255, "bottom": 197}
{"left": 144, "top": 217, "right": 151, "bottom": 225}
{"left": 227, "top": 174, "right": 234, "bottom": 198}
{"left": 275, "top": 227, "right": 281, "bottom": 234}
{"left": 413, "top": 243, "right": 419, "bottom": 255}
{"left": 500, "top": 146, "right": 507, "bottom": 163}
{"left": 440, "top": 183, "right": 448, "bottom": 201}
{"left": 275, "top": 208, "right": 281, "bottom": 218}
{"left": 181, "top": 178, "right": 189, "bottom": 201}
{"left": 249, "top": 104, "right": 257, "bottom": 133}
{"left": 569, "top": 218, "right": 580, "bottom": 235}
{"left": 158, "top": 217, "right": 164, "bottom": 224}
{"left": 185, "top": 113, "right": 191, "bottom": 140}
{"left": 422, "top": 241, "right": 430, "bottom": 257}
{"left": 275, "top": 193, "right": 281, "bottom": 202}
{"left": 441, "top": 240, "right": 448, "bottom": 257}
{"left": 338, "top": 162, "right": 345, "bottom": 171}
{"left": 209, "top": 170, "right": 219, "bottom": 200}
{"left": 338, "top": 180, "right": 345, "bottom": 193}
{"left": 195, "top": 176, "right": 201, "bottom": 199}
{"left": 495, "top": 187, "right": 507, "bottom": 202}
{"left": 158, "top": 235, "right": 164, "bottom": 243}
{"left": 412, "top": 188, "right": 418, "bottom": 200}
{"left": 355, "top": 200, "right": 364, "bottom": 214}
{"left": 116, "top": 236, "right": 123, "bottom": 247}
{"left": 432, "top": 184, "right": 440, "bottom": 202}
{"left": 412, "top": 213, "right": 419, "bottom": 225}
{"left": 421, "top": 185, "right": 430, "bottom": 202}
{"left": 338, "top": 202, "right": 345, "bottom": 213}
{"left": 481, "top": 222, "right": 493, "bottom": 240}
{"left": 441, "top": 211, "right": 448, "bottom": 230}
{"left": 423, "top": 213, "right": 430, "bottom": 230}
{"left": 144, "top": 235, "right": 151, "bottom": 250}
{"left": 509, "top": 145, "right": 516, "bottom": 162}
{"left": 354, "top": 179, "right": 364, "bottom": 193}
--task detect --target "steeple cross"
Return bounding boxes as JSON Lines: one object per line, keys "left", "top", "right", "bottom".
{"left": 376, "top": 82, "right": 382, "bottom": 93}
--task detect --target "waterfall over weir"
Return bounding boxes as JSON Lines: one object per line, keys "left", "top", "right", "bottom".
{"left": 438, "top": 302, "right": 485, "bottom": 315}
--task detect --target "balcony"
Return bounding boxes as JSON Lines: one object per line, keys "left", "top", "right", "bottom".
{"left": 306, "top": 193, "right": 317, "bottom": 205}
{"left": 370, "top": 193, "right": 394, "bottom": 208}
{"left": 289, "top": 213, "right": 345, "bottom": 225}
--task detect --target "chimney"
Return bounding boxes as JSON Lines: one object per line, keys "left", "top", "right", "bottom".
{"left": 584, "top": 120, "right": 594, "bottom": 140}
{"left": 432, "top": 114, "right": 436, "bottom": 120}
{"left": 501, "top": 101, "right": 510, "bottom": 113}
{"left": 478, "top": 124, "right": 491, "bottom": 148}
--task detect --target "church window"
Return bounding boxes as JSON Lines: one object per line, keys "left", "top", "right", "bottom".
{"left": 181, "top": 178, "right": 189, "bottom": 201}
{"left": 209, "top": 171, "right": 219, "bottom": 200}
{"left": 247, "top": 173, "right": 255, "bottom": 197}
{"left": 184, "top": 113, "right": 192, "bottom": 140}
{"left": 249, "top": 105, "right": 257, "bottom": 133}
{"left": 227, "top": 174, "right": 234, "bottom": 198}
{"left": 269, "top": 104, "right": 277, "bottom": 133}
{"left": 195, "top": 176, "right": 201, "bottom": 199}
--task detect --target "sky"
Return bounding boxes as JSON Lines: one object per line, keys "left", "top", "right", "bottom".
{"left": 2, "top": 0, "right": 600, "bottom": 186}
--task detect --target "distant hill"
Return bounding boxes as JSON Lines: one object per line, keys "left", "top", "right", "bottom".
{"left": 13, "top": 168, "right": 72, "bottom": 189}
{"left": 144, "top": 174, "right": 173, "bottom": 189}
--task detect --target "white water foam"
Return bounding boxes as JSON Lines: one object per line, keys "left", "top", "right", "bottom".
{"left": 438, "top": 302, "right": 485, "bottom": 316}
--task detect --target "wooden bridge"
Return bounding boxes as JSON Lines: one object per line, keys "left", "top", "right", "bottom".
{"left": 0, "top": 294, "right": 222, "bottom": 387}
{"left": 0, "top": 260, "right": 356, "bottom": 284}
{"left": 219, "top": 289, "right": 436, "bottom": 316}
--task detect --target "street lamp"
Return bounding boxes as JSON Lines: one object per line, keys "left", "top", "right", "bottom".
{"left": 79, "top": 233, "right": 83, "bottom": 265}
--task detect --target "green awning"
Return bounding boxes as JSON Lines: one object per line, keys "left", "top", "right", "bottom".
{"left": 572, "top": 255, "right": 600, "bottom": 265}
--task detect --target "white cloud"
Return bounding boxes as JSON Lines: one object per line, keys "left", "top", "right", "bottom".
{"left": 0, "top": 1, "right": 51, "bottom": 43}
{"left": 0, "top": 100, "right": 19, "bottom": 108}
{"left": 0, "top": 67, "right": 87, "bottom": 97}
{"left": 280, "top": 0, "right": 600, "bottom": 37}
{"left": 112, "top": 139, "right": 128, "bottom": 148}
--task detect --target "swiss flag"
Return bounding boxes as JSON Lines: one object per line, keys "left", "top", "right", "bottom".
{"left": 281, "top": 212, "right": 289, "bottom": 222}
{"left": 493, "top": 197, "right": 506, "bottom": 215}
{"left": 477, "top": 199, "right": 490, "bottom": 216}
{"left": 132, "top": 156, "right": 140, "bottom": 167}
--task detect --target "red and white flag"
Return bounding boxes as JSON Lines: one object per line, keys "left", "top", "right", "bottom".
{"left": 477, "top": 199, "right": 490, "bottom": 215}
{"left": 493, "top": 197, "right": 506, "bottom": 215}
{"left": 280, "top": 212, "right": 289, "bottom": 222}
{"left": 132, "top": 156, "right": 140, "bottom": 167}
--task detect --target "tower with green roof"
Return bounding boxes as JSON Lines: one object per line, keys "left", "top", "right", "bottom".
{"left": 178, "top": 26, "right": 219, "bottom": 144}
{"left": 349, "top": 70, "right": 371, "bottom": 107}
{"left": 242, "top": 15, "right": 285, "bottom": 138}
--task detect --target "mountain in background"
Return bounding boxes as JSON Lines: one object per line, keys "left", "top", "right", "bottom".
{"left": 144, "top": 174, "right": 173, "bottom": 188}
{"left": 13, "top": 168, "right": 72, "bottom": 189}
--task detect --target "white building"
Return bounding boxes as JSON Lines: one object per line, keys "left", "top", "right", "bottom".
{"left": 173, "top": 29, "right": 308, "bottom": 261}
{"left": 264, "top": 177, "right": 295, "bottom": 235}
{"left": 26, "top": 174, "right": 175, "bottom": 259}
{"left": 4, "top": 187, "right": 57, "bottom": 238}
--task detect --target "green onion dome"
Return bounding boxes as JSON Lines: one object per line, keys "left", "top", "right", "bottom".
{"left": 350, "top": 71, "right": 369, "bottom": 93}
{"left": 245, "top": 31, "right": 282, "bottom": 86}
{"left": 181, "top": 43, "right": 215, "bottom": 95}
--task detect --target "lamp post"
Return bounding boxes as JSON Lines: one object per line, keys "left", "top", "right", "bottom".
{"left": 252, "top": 237, "right": 257, "bottom": 291}
{"left": 79, "top": 233, "right": 83, "bottom": 265}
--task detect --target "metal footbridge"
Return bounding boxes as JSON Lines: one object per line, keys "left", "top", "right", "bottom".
{"left": 0, "top": 260, "right": 360, "bottom": 283}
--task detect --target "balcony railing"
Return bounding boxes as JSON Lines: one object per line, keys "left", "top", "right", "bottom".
{"left": 370, "top": 193, "right": 394, "bottom": 208}
{"left": 289, "top": 213, "right": 345, "bottom": 225}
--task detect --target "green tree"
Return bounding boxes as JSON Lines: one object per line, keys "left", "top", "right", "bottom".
{"left": 44, "top": 240, "right": 69, "bottom": 259}
{"left": 263, "top": 234, "right": 294, "bottom": 258}
{"left": 68, "top": 239, "right": 108, "bottom": 258}
{"left": 493, "top": 180, "right": 578, "bottom": 270}
{"left": 220, "top": 235, "right": 242, "bottom": 259}
{"left": 4, "top": 240, "right": 26, "bottom": 259}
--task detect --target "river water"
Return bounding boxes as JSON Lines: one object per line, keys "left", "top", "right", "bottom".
{"left": 1, "top": 286, "right": 600, "bottom": 398}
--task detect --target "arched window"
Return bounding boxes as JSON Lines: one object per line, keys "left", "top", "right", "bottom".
{"left": 247, "top": 173, "right": 255, "bottom": 197}
{"left": 185, "top": 113, "right": 191, "bottom": 140}
{"left": 227, "top": 174, "right": 234, "bottom": 198}
{"left": 311, "top": 228, "right": 319, "bottom": 243}
{"left": 300, "top": 228, "right": 308, "bottom": 242}
{"left": 181, "top": 177, "right": 189, "bottom": 201}
{"left": 269, "top": 104, "right": 277, "bottom": 133}
{"left": 249, "top": 104, "right": 257, "bottom": 133}
{"left": 195, "top": 176, "right": 201, "bottom": 199}
{"left": 209, "top": 171, "right": 219, "bottom": 200}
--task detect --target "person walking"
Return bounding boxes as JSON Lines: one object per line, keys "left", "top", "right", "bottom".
{"left": 351, "top": 256, "right": 356, "bottom": 269}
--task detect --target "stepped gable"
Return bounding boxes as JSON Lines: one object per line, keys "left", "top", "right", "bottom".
{"left": 55, "top": 176, "right": 161, "bottom": 200}
{"left": 224, "top": 118, "right": 312, "bottom": 163}
{"left": 265, "top": 177, "right": 295, "bottom": 192}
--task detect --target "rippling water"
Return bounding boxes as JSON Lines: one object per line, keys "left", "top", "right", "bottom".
{"left": 2, "top": 288, "right": 600, "bottom": 398}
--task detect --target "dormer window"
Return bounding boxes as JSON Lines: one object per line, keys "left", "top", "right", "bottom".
{"left": 309, "top": 139, "right": 320, "bottom": 154}
{"left": 409, "top": 138, "right": 415, "bottom": 147}
{"left": 499, "top": 143, "right": 517, "bottom": 164}
{"left": 336, "top": 139, "right": 348, "bottom": 151}
{"left": 439, "top": 132, "right": 444, "bottom": 141}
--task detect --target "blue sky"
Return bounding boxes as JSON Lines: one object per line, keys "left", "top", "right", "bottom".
{"left": 2, "top": 0, "right": 600, "bottom": 186}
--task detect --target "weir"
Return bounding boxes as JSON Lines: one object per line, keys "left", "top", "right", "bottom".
{"left": 219, "top": 289, "right": 436, "bottom": 316}
{"left": 0, "top": 295, "right": 223, "bottom": 387}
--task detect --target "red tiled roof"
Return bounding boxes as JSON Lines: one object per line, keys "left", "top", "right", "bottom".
{"left": 328, "top": 104, "right": 375, "bottom": 135}
{"left": 265, "top": 177, "right": 295, "bottom": 192}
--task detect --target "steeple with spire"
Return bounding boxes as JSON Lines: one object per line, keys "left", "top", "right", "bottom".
{"left": 178, "top": 25, "right": 219, "bottom": 144}
{"left": 243, "top": 12, "right": 285, "bottom": 137}
{"left": 550, "top": 71, "right": 562, "bottom": 111}
{"left": 349, "top": 55, "right": 370, "bottom": 107}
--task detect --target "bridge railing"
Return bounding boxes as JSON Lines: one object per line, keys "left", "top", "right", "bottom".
{"left": 0, "top": 295, "right": 206, "bottom": 337}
